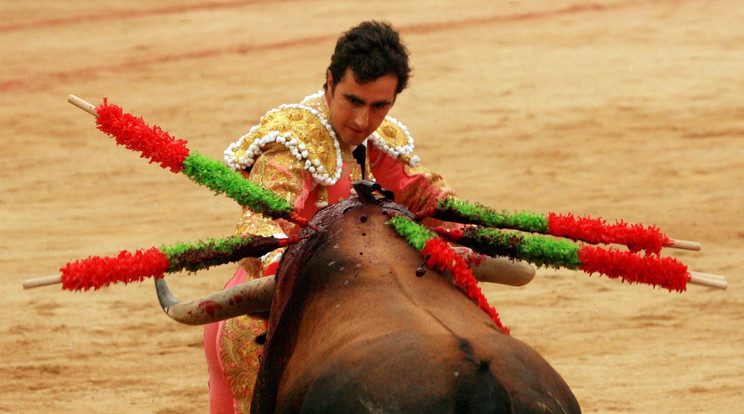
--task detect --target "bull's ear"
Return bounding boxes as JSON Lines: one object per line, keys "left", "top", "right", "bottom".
{"left": 154, "top": 276, "right": 275, "bottom": 325}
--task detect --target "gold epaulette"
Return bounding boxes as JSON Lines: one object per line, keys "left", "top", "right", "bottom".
{"left": 369, "top": 116, "right": 420, "bottom": 169}
{"left": 224, "top": 91, "right": 420, "bottom": 186}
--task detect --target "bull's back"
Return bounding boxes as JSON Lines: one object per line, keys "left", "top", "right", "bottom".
{"left": 261, "top": 203, "right": 579, "bottom": 413}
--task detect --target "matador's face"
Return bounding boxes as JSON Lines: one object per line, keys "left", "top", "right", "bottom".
{"left": 325, "top": 68, "right": 397, "bottom": 147}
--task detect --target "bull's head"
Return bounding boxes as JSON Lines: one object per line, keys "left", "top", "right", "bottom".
{"left": 153, "top": 181, "right": 399, "bottom": 325}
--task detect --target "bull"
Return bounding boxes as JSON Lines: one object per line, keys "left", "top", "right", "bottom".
{"left": 156, "top": 184, "right": 581, "bottom": 413}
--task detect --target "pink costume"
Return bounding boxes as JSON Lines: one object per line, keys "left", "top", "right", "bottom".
{"left": 205, "top": 91, "right": 456, "bottom": 413}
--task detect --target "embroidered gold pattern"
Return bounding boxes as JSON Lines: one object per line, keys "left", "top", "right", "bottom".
{"left": 220, "top": 315, "right": 265, "bottom": 414}
{"left": 224, "top": 91, "right": 419, "bottom": 186}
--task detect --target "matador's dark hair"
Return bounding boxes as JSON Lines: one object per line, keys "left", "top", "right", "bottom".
{"left": 325, "top": 21, "right": 411, "bottom": 94}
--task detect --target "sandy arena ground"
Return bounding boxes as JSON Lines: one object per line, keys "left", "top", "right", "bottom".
{"left": 1, "top": 1, "right": 742, "bottom": 412}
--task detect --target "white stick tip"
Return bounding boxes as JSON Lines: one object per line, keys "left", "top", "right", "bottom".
{"left": 688, "top": 271, "right": 728, "bottom": 290}
{"left": 669, "top": 239, "right": 702, "bottom": 251}
{"left": 23, "top": 274, "right": 63, "bottom": 289}
{"left": 67, "top": 95, "right": 99, "bottom": 117}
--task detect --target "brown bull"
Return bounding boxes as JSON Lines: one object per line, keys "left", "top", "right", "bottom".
{"left": 155, "top": 187, "right": 579, "bottom": 413}
{"left": 241, "top": 193, "right": 580, "bottom": 413}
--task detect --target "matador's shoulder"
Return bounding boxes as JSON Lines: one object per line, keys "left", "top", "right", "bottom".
{"left": 224, "top": 91, "right": 420, "bottom": 186}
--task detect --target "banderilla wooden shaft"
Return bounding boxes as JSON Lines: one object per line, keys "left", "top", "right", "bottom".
{"left": 668, "top": 239, "right": 701, "bottom": 251}
{"left": 68, "top": 95, "right": 98, "bottom": 117}
{"left": 23, "top": 274, "right": 62, "bottom": 289}
{"left": 688, "top": 271, "right": 727, "bottom": 290}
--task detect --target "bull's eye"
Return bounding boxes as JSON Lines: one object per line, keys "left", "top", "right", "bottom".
{"left": 360, "top": 215, "right": 368, "bottom": 223}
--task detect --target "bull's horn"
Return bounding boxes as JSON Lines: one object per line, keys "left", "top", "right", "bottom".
{"left": 154, "top": 276, "right": 275, "bottom": 325}
{"left": 471, "top": 256, "right": 536, "bottom": 287}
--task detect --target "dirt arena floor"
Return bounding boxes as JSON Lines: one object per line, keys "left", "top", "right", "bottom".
{"left": 1, "top": 0, "right": 742, "bottom": 412}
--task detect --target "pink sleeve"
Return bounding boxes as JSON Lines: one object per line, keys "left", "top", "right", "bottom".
{"left": 368, "top": 146, "right": 456, "bottom": 214}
